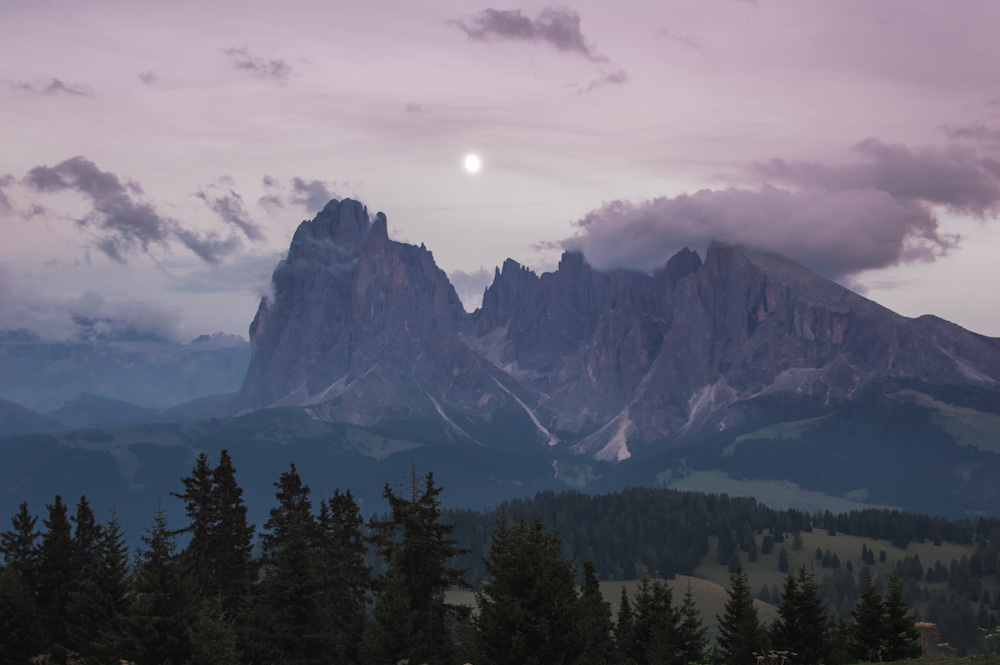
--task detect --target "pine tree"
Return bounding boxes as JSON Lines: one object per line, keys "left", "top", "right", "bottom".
{"left": 189, "top": 595, "right": 242, "bottom": 665}
{"left": 772, "top": 567, "right": 829, "bottom": 665}
{"left": 173, "top": 452, "right": 216, "bottom": 588}
{"left": 849, "top": 567, "right": 885, "bottom": 661}
{"left": 778, "top": 545, "right": 788, "bottom": 573}
{"left": 644, "top": 579, "right": 680, "bottom": 665}
{"left": 473, "top": 512, "right": 581, "bottom": 665}
{"left": 129, "top": 507, "right": 195, "bottom": 665}
{"left": 882, "top": 571, "right": 920, "bottom": 661}
{"left": 208, "top": 449, "right": 256, "bottom": 604}
{"left": 260, "top": 463, "right": 314, "bottom": 563}
{"left": 578, "top": 560, "right": 615, "bottom": 665}
{"left": 673, "top": 582, "right": 708, "bottom": 665}
{"left": 359, "top": 553, "right": 413, "bottom": 665}
{"left": 615, "top": 587, "right": 637, "bottom": 665}
{"left": 0, "top": 501, "right": 40, "bottom": 596}
{"left": 316, "top": 490, "right": 370, "bottom": 665}
{"left": 70, "top": 496, "right": 102, "bottom": 580}
{"left": 66, "top": 509, "right": 133, "bottom": 664}
{"left": 716, "top": 569, "right": 766, "bottom": 665}
{"left": 252, "top": 464, "right": 331, "bottom": 665}
{"left": 771, "top": 570, "right": 799, "bottom": 653}
{"left": 36, "top": 495, "right": 76, "bottom": 650}
{"left": 174, "top": 450, "right": 256, "bottom": 606}
{"left": 368, "top": 472, "right": 469, "bottom": 665}
{"left": 0, "top": 563, "right": 45, "bottom": 664}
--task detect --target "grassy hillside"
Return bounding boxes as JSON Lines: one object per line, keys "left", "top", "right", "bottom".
{"left": 446, "top": 574, "right": 778, "bottom": 633}
{"left": 664, "top": 469, "right": 897, "bottom": 514}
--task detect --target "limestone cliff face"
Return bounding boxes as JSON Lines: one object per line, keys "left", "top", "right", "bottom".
{"left": 238, "top": 199, "right": 1000, "bottom": 457}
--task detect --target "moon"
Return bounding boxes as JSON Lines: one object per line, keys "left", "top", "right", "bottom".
{"left": 464, "top": 154, "right": 481, "bottom": 173}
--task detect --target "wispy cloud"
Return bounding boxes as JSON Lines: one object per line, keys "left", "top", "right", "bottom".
{"left": 454, "top": 7, "right": 608, "bottom": 63}
{"left": 12, "top": 78, "right": 92, "bottom": 96}
{"left": 578, "top": 68, "right": 627, "bottom": 93}
{"left": 941, "top": 123, "right": 1000, "bottom": 148}
{"left": 194, "top": 180, "right": 265, "bottom": 242}
{"left": 223, "top": 46, "right": 292, "bottom": 83}
{"left": 655, "top": 28, "right": 705, "bottom": 52}
{"left": 22, "top": 157, "right": 247, "bottom": 264}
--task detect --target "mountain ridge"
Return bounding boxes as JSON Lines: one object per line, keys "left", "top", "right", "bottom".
{"left": 235, "top": 198, "right": 1000, "bottom": 459}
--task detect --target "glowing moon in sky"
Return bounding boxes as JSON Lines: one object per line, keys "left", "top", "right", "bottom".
{"left": 464, "top": 154, "right": 481, "bottom": 173}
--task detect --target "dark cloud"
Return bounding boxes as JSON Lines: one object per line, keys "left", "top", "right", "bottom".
{"left": 13, "top": 78, "right": 92, "bottom": 96}
{"left": 0, "top": 174, "right": 13, "bottom": 212}
{"left": 448, "top": 267, "right": 493, "bottom": 311}
{"left": 223, "top": 47, "right": 292, "bottom": 83}
{"left": 171, "top": 229, "right": 243, "bottom": 265}
{"left": 752, "top": 138, "right": 1000, "bottom": 215}
{"left": 290, "top": 178, "right": 336, "bottom": 214}
{"left": 579, "top": 68, "right": 628, "bottom": 93}
{"left": 257, "top": 176, "right": 338, "bottom": 215}
{"left": 22, "top": 157, "right": 244, "bottom": 264}
{"left": 942, "top": 123, "right": 1000, "bottom": 148}
{"left": 194, "top": 184, "right": 265, "bottom": 241}
{"left": 137, "top": 70, "right": 158, "bottom": 86}
{"left": 569, "top": 185, "right": 956, "bottom": 281}
{"left": 455, "top": 7, "right": 607, "bottom": 62}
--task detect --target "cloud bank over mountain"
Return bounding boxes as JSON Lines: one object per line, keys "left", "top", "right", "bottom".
{"left": 567, "top": 137, "right": 1000, "bottom": 280}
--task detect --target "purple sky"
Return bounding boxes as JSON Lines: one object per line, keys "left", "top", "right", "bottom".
{"left": 2, "top": 0, "right": 1000, "bottom": 341}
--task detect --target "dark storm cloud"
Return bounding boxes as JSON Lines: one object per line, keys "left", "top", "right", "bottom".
{"left": 455, "top": 7, "right": 607, "bottom": 62}
{"left": 194, "top": 184, "right": 265, "bottom": 241}
{"left": 13, "top": 78, "right": 92, "bottom": 96}
{"left": 23, "top": 157, "right": 244, "bottom": 264}
{"left": 752, "top": 138, "right": 1000, "bottom": 215}
{"left": 223, "top": 47, "right": 292, "bottom": 83}
{"left": 569, "top": 185, "right": 956, "bottom": 281}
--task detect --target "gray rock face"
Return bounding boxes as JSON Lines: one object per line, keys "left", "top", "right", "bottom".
{"left": 238, "top": 199, "right": 1000, "bottom": 459}
{"left": 236, "top": 200, "right": 528, "bottom": 437}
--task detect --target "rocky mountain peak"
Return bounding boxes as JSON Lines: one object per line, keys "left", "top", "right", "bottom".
{"left": 236, "top": 199, "right": 1000, "bottom": 458}
{"left": 237, "top": 199, "right": 486, "bottom": 421}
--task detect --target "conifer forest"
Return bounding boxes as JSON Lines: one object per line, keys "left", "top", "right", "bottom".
{"left": 2, "top": 451, "right": 999, "bottom": 665}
